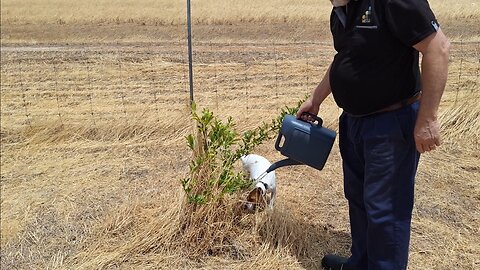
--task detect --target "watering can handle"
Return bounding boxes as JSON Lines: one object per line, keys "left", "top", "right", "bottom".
{"left": 300, "top": 112, "right": 323, "bottom": 127}
{"left": 275, "top": 132, "right": 284, "bottom": 151}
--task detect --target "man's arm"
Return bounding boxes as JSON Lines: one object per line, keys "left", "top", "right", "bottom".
{"left": 297, "top": 64, "right": 332, "bottom": 119}
{"left": 413, "top": 28, "right": 450, "bottom": 153}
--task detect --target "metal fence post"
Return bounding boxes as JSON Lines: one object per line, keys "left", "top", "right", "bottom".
{"left": 187, "top": 0, "right": 194, "bottom": 105}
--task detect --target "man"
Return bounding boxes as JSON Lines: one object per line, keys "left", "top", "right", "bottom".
{"left": 296, "top": 0, "right": 450, "bottom": 269}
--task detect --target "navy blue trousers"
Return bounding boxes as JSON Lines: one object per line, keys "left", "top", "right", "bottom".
{"left": 339, "top": 102, "right": 420, "bottom": 270}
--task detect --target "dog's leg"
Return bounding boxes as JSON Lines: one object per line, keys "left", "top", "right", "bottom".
{"left": 269, "top": 186, "right": 276, "bottom": 209}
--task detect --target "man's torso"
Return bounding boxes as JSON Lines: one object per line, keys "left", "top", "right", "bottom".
{"left": 329, "top": 0, "right": 438, "bottom": 115}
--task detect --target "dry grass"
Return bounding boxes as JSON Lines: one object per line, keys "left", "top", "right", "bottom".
{"left": 440, "top": 93, "right": 480, "bottom": 149}
{"left": 1, "top": 0, "right": 479, "bottom": 44}
{"left": 1, "top": 40, "right": 479, "bottom": 269}
{"left": 0, "top": 0, "right": 330, "bottom": 25}
{"left": 1, "top": 1, "right": 480, "bottom": 269}
{"left": 1, "top": 0, "right": 478, "bottom": 26}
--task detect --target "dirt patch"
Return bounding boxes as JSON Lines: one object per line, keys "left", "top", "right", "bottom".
{"left": 2, "top": 20, "right": 478, "bottom": 45}
{"left": 0, "top": 22, "right": 330, "bottom": 45}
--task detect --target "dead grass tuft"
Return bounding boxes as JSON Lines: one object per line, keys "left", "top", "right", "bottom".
{"left": 1, "top": 116, "right": 186, "bottom": 146}
{"left": 258, "top": 205, "right": 313, "bottom": 257}
{"left": 440, "top": 92, "right": 480, "bottom": 147}
{"left": 68, "top": 195, "right": 184, "bottom": 269}
{"left": 179, "top": 194, "right": 252, "bottom": 259}
{"left": 63, "top": 185, "right": 320, "bottom": 269}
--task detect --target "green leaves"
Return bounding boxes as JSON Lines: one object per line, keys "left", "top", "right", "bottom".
{"left": 186, "top": 134, "right": 195, "bottom": 150}
{"left": 182, "top": 100, "right": 305, "bottom": 205}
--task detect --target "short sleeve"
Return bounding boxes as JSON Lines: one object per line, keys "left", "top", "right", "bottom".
{"left": 385, "top": 0, "right": 439, "bottom": 46}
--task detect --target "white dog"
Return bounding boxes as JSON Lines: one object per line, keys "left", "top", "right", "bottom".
{"left": 240, "top": 154, "right": 276, "bottom": 211}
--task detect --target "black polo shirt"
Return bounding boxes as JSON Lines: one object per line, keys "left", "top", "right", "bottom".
{"left": 329, "top": 0, "right": 439, "bottom": 115}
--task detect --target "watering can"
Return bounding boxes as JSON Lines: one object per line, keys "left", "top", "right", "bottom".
{"left": 258, "top": 113, "right": 337, "bottom": 179}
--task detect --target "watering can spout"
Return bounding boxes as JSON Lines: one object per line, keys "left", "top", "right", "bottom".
{"left": 256, "top": 113, "right": 336, "bottom": 179}
{"left": 266, "top": 158, "right": 302, "bottom": 173}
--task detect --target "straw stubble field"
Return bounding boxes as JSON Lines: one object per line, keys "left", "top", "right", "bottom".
{"left": 1, "top": 0, "right": 479, "bottom": 269}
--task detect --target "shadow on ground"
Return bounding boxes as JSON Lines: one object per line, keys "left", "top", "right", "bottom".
{"left": 259, "top": 207, "right": 351, "bottom": 270}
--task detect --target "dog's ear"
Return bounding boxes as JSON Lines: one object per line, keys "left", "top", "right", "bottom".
{"left": 247, "top": 187, "right": 262, "bottom": 203}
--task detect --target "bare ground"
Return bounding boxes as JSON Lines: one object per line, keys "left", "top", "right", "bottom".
{"left": 2, "top": 19, "right": 480, "bottom": 45}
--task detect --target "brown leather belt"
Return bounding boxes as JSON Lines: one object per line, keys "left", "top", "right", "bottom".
{"left": 350, "top": 91, "right": 422, "bottom": 117}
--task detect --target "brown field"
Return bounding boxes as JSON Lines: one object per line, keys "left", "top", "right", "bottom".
{"left": 1, "top": 0, "right": 479, "bottom": 269}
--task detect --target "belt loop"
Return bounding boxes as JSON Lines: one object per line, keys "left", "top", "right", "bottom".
{"left": 403, "top": 91, "right": 421, "bottom": 106}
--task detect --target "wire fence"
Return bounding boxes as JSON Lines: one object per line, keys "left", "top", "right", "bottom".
{"left": 1, "top": 40, "right": 479, "bottom": 132}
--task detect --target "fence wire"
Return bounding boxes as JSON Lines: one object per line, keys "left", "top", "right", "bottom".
{"left": 1, "top": 41, "right": 479, "bottom": 131}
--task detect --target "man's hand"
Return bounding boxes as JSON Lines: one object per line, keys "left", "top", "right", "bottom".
{"left": 414, "top": 117, "right": 441, "bottom": 153}
{"left": 296, "top": 98, "right": 320, "bottom": 121}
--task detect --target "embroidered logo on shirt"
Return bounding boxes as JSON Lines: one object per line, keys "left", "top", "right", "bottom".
{"left": 431, "top": 21, "right": 439, "bottom": 31}
{"left": 361, "top": 6, "right": 372, "bottom": 23}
